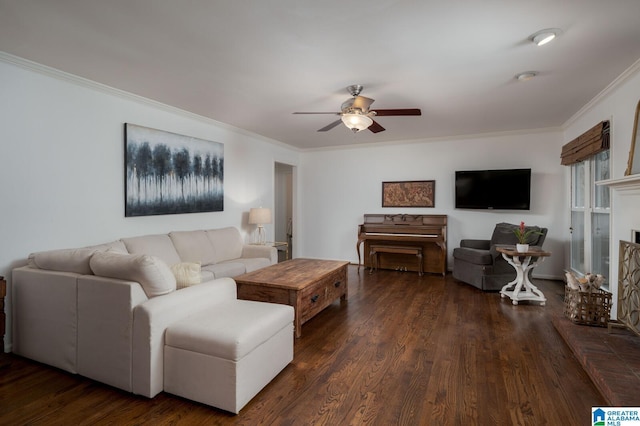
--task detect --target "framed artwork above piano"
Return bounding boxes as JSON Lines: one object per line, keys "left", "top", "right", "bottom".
{"left": 381, "top": 181, "right": 435, "bottom": 208}
{"left": 357, "top": 214, "right": 447, "bottom": 276}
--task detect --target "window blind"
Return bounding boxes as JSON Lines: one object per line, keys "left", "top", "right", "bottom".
{"left": 560, "top": 120, "right": 610, "bottom": 165}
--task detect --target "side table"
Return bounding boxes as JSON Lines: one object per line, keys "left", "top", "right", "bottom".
{"left": 270, "top": 241, "right": 289, "bottom": 261}
{"left": 496, "top": 247, "right": 550, "bottom": 306}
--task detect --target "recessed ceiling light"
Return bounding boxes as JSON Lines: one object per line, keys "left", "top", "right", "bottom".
{"left": 530, "top": 28, "right": 561, "bottom": 46}
{"left": 515, "top": 71, "right": 538, "bottom": 81}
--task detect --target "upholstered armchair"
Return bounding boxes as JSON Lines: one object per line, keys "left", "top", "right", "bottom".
{"left": 452, "top": 222, "right": 548, "bottom": 291}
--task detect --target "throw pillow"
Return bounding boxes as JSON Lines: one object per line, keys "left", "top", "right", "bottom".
{"left": 89, "top": 251, "right": 176, "bottom": 297}
{"left": 170, "top": 262, "right": 202, "bottom": 289}
{"left": 29, "top": 248, "right": 98, "bottom": 274}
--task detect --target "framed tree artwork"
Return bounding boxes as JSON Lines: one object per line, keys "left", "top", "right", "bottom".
{"left": 125, "top": 123, "right": 224, "bottom": 217}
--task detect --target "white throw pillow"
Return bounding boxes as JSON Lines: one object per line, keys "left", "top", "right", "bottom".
{"left": 170, "top": 262, "right": 202, "bottom": 289}
{"left": 89, "top": 251, "right": 176, "bottom": 297}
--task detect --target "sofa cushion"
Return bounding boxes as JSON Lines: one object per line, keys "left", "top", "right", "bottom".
{"left": 452, "top": 247, "right": 493, "bottom": 265}
{"left": 89, "top": 251, "right": 176, "bottom": 297}
{"left": 206, "top": 227, "right": 243, "bottom": 263}
{"left": 459, "top": 239, "right": 491, "bottom": 250}
{"left": 491, "top": 222, "right": 540, "bottom": 246}
{"left": 233, "top": 257, "right": 272, "bottom": 273}
{"left": 169, "top": 230, "right": 216, "bottom": 266}
{"left": 200, "top": 270, "right": 216, "bottom": 282}
{"left": 202, "top": 262, "right": 246, "bottom": 279}
{"left": 165, "top": 300, "right": 294, "bottom": 361}
{"left": 490, "top": 222, "right": 545, "bottom": 246}
{"left": 85, "top": 240, "right": 128, "bottom": 254}
{"left": 28, "top": 248, "right": 98, "bottom": 274}
{"left": 170, "top": 262, "right": 202, "bottom": 289}
{"left": 121, "top": 234, "right": 182, "bottom": 266}
{"left": 490, "top": 223, "right": 520, "bottom": 246}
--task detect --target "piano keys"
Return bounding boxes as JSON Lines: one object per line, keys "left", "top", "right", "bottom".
{"left": 357, "top": 214, "right": 447, "bottom": 276}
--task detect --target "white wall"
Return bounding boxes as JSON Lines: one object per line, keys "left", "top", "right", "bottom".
{"left": 299, "top": 130, "right": 566, "bottom": 279}
{"left": 562, "top": 60, "right": 640, "bottom": 318}
{"left": 0, "top": 56, "right": 300, "bottom": 350}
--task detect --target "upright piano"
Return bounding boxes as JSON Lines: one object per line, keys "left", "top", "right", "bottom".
{"left": 357, "top": 214, "right": 447, "bottom": 276}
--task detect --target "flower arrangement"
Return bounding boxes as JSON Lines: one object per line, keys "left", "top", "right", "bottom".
{"left": 513, "top": 221, "right": 543, "bottom": 244}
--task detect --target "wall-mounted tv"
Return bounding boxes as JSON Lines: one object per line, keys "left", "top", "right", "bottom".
{"left": 455, "top": 168, "right": 531, "bottom": 210}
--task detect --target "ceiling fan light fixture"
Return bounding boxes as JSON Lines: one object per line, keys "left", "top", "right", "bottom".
{"left": 293, "top": 85, "right": 420, "bottom": 134}
{"left": 531, "top": 29, "right": 560, "bottom": 46}
{"left": 341, "top": 113, "right": 373, "bottom": 132}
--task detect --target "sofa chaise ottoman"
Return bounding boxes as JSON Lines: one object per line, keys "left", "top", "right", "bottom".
{"left": 164, "top": 300, "right": 294, "bottom": 413}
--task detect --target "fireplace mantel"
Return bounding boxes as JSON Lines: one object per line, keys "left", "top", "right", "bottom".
{"left": 597, "top": 174, "right": 640, "bottom": 195}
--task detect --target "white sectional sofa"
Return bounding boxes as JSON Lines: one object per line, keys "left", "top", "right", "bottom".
{"left": 11, "top": 226, "right": 294, "bottom": 413}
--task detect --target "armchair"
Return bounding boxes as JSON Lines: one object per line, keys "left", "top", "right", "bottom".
{"left": 452, "top": 222, "right": 547, "bottom": 291}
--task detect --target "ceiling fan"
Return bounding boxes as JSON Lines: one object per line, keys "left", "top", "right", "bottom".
{"left": 293, "top": 84, "right": 421, "bottom": 133}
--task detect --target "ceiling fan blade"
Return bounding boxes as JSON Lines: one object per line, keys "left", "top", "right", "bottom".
{"left": 318, "top": 119, "right": 343, "bottom": 132}
{"left": 374, "top": 108, "right": 422, "bottom": 116}
{"left": 368, "top": 120, "right": 385, "bottom": 133}
{"left": 293, "top": 112, "right": 341, "bottom": 115}
{"left": 351, "top": 96, "right": 375, "bottom": 111}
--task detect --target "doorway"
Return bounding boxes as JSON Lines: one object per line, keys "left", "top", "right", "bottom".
{"left": 274, "top": 162, "right": 294, "bottom": 262}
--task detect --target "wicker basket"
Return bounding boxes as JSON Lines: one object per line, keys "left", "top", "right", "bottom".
{"left": 563, "top": 286, "right": 612, "bottom": 327}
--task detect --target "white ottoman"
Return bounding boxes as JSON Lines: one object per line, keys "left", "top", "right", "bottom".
{"left": 164, "top": 299, "right": 294, "bottom": 414}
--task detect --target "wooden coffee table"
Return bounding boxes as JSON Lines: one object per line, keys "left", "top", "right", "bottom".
{"left": 235, "top": 258, "right": 349, "bottom": 338}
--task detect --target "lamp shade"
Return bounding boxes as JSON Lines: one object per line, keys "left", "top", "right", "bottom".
{"left": 248, "top": 207, "right": 272, "bottom": 225}
{"left": 341, "top": 113, "right": 373, "bottom": 132}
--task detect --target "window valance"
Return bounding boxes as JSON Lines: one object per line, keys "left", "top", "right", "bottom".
{"left": 560, "top": 120, "right": 610, "bottom": 166}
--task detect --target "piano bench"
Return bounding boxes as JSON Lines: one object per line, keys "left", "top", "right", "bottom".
{"left": 369, "top": 245, "right": 423, "bottom": 276}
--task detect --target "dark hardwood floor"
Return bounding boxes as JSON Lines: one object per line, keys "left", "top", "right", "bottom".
{"left": 0, "top": 266, "right": 605, "bottom": 425}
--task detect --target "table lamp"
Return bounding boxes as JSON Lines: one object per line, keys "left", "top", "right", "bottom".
{"left": 248, "top": 207, "right": 272, "bottom": 245}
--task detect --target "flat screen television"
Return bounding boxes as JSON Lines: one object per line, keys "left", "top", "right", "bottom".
{"left": 455, "top": 168, "right": 531, "bottom": 210}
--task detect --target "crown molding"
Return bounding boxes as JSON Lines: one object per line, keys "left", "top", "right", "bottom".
{"left": 0, "top": 51, "right": 295, "bottom": 150}
{"left": 563, "top": 57, "right": 640, "bottom": 129}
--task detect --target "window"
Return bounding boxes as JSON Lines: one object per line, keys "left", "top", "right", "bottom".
{"left": 570, "top": 150, "right": 610, "bottom": 285}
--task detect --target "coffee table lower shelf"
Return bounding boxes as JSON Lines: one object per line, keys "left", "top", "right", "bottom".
{"left": 235, "top": 259, "right": 349, "bottom": 338}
